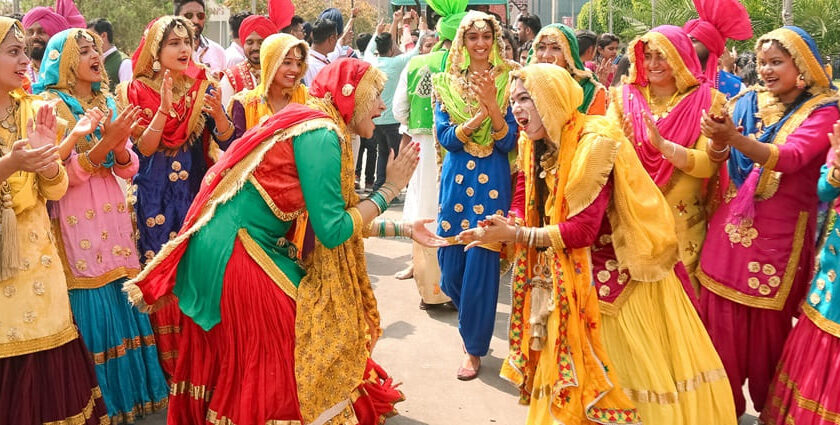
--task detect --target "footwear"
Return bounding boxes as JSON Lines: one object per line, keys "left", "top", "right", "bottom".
{"left": 456, "top": 363, "right": 480, "bottom": 381}
{"left": 419, "top": 301, "right": 430, "bottom": 310}
{"left": 394, "top": 265, "right": 413, "bottom": 280}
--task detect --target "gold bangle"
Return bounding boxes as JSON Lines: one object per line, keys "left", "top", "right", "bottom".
{"left": 827, "top": 167, "right": 840, "bottom": 188}
{"left": 78, "top": 151, "right": 99, "bottom": 173}
{"left": 455, "top": 125, "right": 471, "bottom": 144}
{"left": 491, "top": 125, "right": 507, "bottom": 141}
{"left": 763, "top": 144, "right": 780, "bottom": 170}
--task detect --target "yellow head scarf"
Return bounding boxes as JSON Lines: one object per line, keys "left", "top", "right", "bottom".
{"left": 517, "top": 64, "right": 678, "bottom": 281}
{"left": 132, "top": 16, "right": 195, "bottom": 79}
{"left": 228, "top": 33, "right": 309, "bottom": 128}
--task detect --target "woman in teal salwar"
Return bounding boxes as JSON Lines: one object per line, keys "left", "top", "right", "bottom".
{"left": 432, "top": 11, "right": 519, "bottom": 380}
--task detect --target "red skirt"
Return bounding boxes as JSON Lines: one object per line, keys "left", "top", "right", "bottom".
{"left": 0, "top": 336, "right": 109, "bottom": 425}
{"left": 149, "top": 301, "right": 182, "bottom": 379}
{"left": 167, "top": 239, "right": 402, "bottom": 425}
{"left": 761, "top": 315, "right": 840, "bottom": 425}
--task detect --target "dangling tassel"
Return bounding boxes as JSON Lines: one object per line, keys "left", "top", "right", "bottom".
{"left": 727, "top": 167, "right": 761, "bottom": 226}
{"left": 0, "top": 182, "right": 20, "bottom": 281}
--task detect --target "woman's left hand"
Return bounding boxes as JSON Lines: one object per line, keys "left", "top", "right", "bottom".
{"left": 828, "top": 119, "right": 840, "bottom": 168}
{"left": 471, "top": 70, "right": 498, "bottom": 114}
{"left": 410, "top": 219, "right": 449, "bottom": 247}
{"left": 202, "top": 87, "right": 226, "bottom": 123}
{"left": 458, "top": 214, "right": 515, "bottom": 250}
{"left": 701, "top": 109, "right": 740, "bottom": 146}
{"left": 642, "top": 112, "right": 666, "bottom": 151}
{"left": 27, "top": 103, "right": 58, "bottom": 149}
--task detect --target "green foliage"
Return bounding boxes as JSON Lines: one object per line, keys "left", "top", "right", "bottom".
{"left": 223, "top": 0, "right": 379, "bottom": 35}
{"left": 20, "top": 0, "right": 172, "bottom": 53}
{"left": 577, "top": 0, "right": 840, "bottom": 55}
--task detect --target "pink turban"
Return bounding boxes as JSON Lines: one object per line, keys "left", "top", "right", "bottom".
{"left": 684, "top": 0, "right": 752, "bottom": 83}
{"left": 238, "top": 15, "right": 278, "bottom": 42}
{"left": 22, "top": 0, "right": 85, "bottom": 37}
{"left": 268, "top": 0, "right": 295, "bottom": 31}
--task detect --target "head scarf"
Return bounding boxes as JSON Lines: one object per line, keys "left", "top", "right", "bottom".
{"left": 228, "top": 33, "right": 309, "bottom": 128}
{"left": 684, "top": 0, "right": 752, "bottom": 84}
{"left": 268, "top": 0, "right": 295, "bottom": 30}
{"left": 319, "top": 8, "right": 344, "bottom": 34}
{"left": 238, "top": 15, "right": 277, "bottom": 43}
{"left": 432, "top": 11, "right": 512, "bottom": 147}
{"left": 33, "top": 28, "right": 118, "bottom": 168}
{"left": 426, "top": 0, "right": 468, "bottom": 42}
{"left": 726, "top": 26, "right": 838, "bottom": 224}
{"left": 527, "top": 23, "right": 598, "bottom": 113}
{"left": 309, "top": 57, "right": 386, "bottom": 126}
{"left": 624, "top": 25, "right": 712, "bottom": 186}
{"left": 124, "top": 16, "right": 211, "bottom": 150}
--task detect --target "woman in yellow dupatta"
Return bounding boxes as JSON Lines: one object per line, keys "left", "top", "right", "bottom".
{"left": 460, "top": 63, "right": 736, "bottom": 424}
{"left": 228, "top": 33, "right": 308, "bottom": 136}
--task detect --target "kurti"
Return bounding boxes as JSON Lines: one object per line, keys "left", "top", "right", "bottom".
{"left": 608, "top": 86, "right": 726, "bottom": 292}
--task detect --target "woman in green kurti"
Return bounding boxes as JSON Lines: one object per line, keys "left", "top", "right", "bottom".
{"left": 126, "top": 59, "right": 441, "bottom": 425}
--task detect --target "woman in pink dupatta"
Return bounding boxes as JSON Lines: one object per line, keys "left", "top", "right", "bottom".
{"left": 607, "top": 25, "right": 726, "bottom": 295}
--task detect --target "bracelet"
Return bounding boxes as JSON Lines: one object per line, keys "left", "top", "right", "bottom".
{"left": 708, "top": 143, "right": 730, "bottom": 154}
{"left": 405, "top": 222, "right": 413, "bottom": 239}
{"left": 379, "top": 219, "right": 387, "bottom": 237}
{"left": 463, "top": 122, "right": 478, "bottom": 131}
{"left": 671, "top": 142, "right": 677, "bottom": 157}
{"left": 491, "top": 126, "right": 507, "bottom": 141}
{"left": 78, "top": 151, "right": 100, "bottom": 173}
{"left": 146, "top": 125, "right": 163, "bottom": 133}
{"left": 828, "top": 167, "right": 840, "bottom": 188}
{"left": 514, "top": 222, "right": 522, "bottom": 244}
{"left": 367, "top": 190, "right": 390, "bottom": 214}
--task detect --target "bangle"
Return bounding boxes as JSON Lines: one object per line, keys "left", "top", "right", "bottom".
{"left": 146, "top": 125, "right": 163, "bottom": 133}
{"left": 367, "top": 190, "right": 390, "bottom": 214}
{"left": 828, "top": 167, "right": 840, "bottom": 188}
{"left": 78, "top": 151, "right": 100, "bottom": 173}
{"left": 379, "top": 219, "right": 387, "bottom": 237}
{"left": 708, "top": 143, "right": 729, "bottom": 154}
{"left": 405, "top": 222, "right": 413, "bottom": 239}
{"left": 491, "top": 125, "right": 507, "bottom": 141}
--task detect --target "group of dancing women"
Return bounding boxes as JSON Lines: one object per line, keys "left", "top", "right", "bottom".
{"left": 1, "top": 1, "right": 839, "bottom": 425}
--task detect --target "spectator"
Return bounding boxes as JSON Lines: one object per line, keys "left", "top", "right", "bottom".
{"left": 418, "top": 31, "right": 437, "bottom": 54}
{"left": 356, "top": 32, "right": 372, "bottom": 52}
{"left": 502, "top": 29, "right": 518, "bottom": 61}
{"left": 220, "top": 15, "right": 277, "bottom": 107}
{"left": 736, "top": 51, "right": 758, "bottom": 86}
{"left": 594, "top": 32, "right": 620, "bottom": 85}
{"left": 22, "top": 2, "right": 82, "bottom": 85}
{"left": 575, "top": 29, "right": 597, "bottom": 64}
{"left": 518, "top": 41, "right": 530, "bottom": 65}
{"left": 303, "top": 18, "right": 338, "bottom": 86}
{"left": 87, "top": 18, "right": 131, "bottom": 91}
{"left": 281, "top": 15, "right": 305, "bottom": 40}
{"left": 224, "top": 11, "right": 252, "bottom": 69}
{"left": 176, "top": 0, "right": 226, "bottom": 76}
{"left": 516, "top": 14, "right": 540, "bottom": 45}
{"left": 302, "top": 21, "right": 312, "bottom": 44}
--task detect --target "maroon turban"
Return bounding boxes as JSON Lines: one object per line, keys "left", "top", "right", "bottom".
{"left": 238, "top": 15, "right": 278, "bottom": 42}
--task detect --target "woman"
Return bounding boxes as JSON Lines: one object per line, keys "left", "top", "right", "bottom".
{"left": 462, "top": 63, "right": 737, "bottom": 425}
{"left": 528, "top": 23, "right": 607, "bottom": 115}
{"left": 431, "top": 10, "right": 518, "bottom": 380}
{"left": 0, "top": 17, "right": 109, "bottom": 425}
{"left": 594, "top": 33, "right": 619, "bottom": 86}
{"left": 607, "top": 25, "right": 726, "bottom": 294}
{"left": 698, "top": 26, "right": 840, "bottom": 418}
{"left": 502, "top": 29, "right": 518, "bottom": 61}
{"left": 125, "top": 58, "right": 436, "bottom": 425}
{"left": 33, "top": 28, "right": 169, "bottom": 423}
{"left": 228, "top": 32, "right": 308, "bottom": 136}
{"left": 117, "top": 16, "right": 235, "bottom": 377}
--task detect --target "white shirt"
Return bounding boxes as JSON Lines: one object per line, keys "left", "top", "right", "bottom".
{"left": 393, "top": 66, "right": 410, "bottom": 134}
{"left": 193, "top": 35, "right": 227, "bottom": 77}
{"left": 219, "top": 69, "right": 257, "bottom": 109}
{"left": 225, "top": 42, "right": 245, "bottom": 69}
{"left": 303, "top": 45, "right": 356, "bottom": 86}
{"left": 103, "top": 46, "right": 132, "bottom": 84}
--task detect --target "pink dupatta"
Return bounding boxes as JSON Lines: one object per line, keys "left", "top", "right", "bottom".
{"left": 623, "top": 25, "right": 712, "bottom": 186}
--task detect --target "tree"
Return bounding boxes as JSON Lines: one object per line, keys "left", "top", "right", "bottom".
{"left": 223, "top": 0, "right": 379, "bottom": 35}
{"left": 20, "top": 0, "right": 172, "bottom": 53}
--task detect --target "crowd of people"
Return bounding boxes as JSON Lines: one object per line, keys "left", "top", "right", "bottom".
{"left": 1, "top": 0, "right": 839, "bottom": 424}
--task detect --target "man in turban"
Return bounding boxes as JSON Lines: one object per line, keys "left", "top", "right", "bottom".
{"left": 684, "top": 0, "right": 752, "bottom": 98}
{"left": 21, "top": 0, "right": 84, "bottom": 86}
{"left": 219, "top": 14, "right": 277, "bottom": 107}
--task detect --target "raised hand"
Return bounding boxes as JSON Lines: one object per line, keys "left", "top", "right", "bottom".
{"left": 701, "top": 109, "right": 740, "bottom": 146}
{"left": 101, "top": 106, "right": 142, "bottom": 152}
{"left": 70, "top": 107, "right": 106, "bottom": 139}
{"left": 621, "top": 115, "right": 636, "bottom": 144}
{"left": 27, "top": 103, "right": 57, "bottom": 149}
{"left": 410, "top": 219, "right": 449, "bottom": 247}
{"left": 202, "top": 87, "right": 227, "bottom": 124}
{"left": 595, "top": 56, "right": 616, "bottom": 84}
{"left": 642, "top": 112, "right": 666, "bottom": 151}
{"left": 8, "top": 140, "right": 59, "bottom": 173}
{"left": 159, "top": 69, "right": 174, "bottom": 115}
{"left": 384, "top": 141, "right": 420, "bottom": 191}
{"left": 829, "top": 119, "right": 840, "bottom": 168}
{"left": 471, "top": 70, "right": 498, "bottom": 114}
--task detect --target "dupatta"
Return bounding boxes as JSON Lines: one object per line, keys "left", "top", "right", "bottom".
{"left": 527, "top": 24, "right": 600, "bottom": 113}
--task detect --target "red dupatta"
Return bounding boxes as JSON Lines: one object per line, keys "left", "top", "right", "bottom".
{"left": 623, "top": 26, "right": 713, "bottom": 187}
{"left": 126, "top": 104, "right": 328, "bottom": 310}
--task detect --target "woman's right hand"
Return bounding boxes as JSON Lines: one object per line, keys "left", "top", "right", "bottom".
{"left": 384, "top": 141, "right": 420, "bottom": 191}
{"left": 158, "top": 69, "right": 173, "bottom": 115}
{"left": 7, "top": 140, "right": 59, "bottom": 173}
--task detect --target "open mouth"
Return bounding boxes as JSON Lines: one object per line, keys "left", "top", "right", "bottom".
{"left": 89, "top": 62, "right": 101, "bottom": 73}
{"left": 764, "top": 76, "right": 778, "bottom": 85}
{"left": 516, "top": 116, "right": 529, "bottom": 127}
{"left": 372, "top": 112, "right": 382, "bottom": 120}
{"left": 14, "top": 70, "right": 25, "bottom": 80}
{"left": 284, "top": 73, "right": 297, "bottom": 82}
{"left": 177, "top": 56, "right": 190, "bottom": 64}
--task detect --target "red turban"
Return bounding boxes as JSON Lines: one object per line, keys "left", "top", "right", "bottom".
{"left": 238, "top": 15, "right": 278, "bottom": 42}
{"left": 22, "top": 0, "right": 84, "bottom": 37}
{"left": 684, "top": 0, "right": 752, "bottom": 83}
{"left": 268, "top": 0, "right": 295, "bottom": 31}
{"left": 309, "top": 58, "right": 374, "bottom": 124}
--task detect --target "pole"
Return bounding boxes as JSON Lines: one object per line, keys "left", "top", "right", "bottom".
{"left": 781, "top": 0, "right": 793, "bottom": 25}
{"left": 588, "top": 0, "right": 593, "bottom": 30}
{"left": 651, "top": 0, "right": 656, "bottom": 27}
{"left": 552, "top": 0, "right": 557, "bottom": 26}
{"left": 250, "top": 0, "right": 256, "bottom": 13}
{"left": 571, "top": 0, "right": 576, "bottom": 27}
{"left": 608, "top": 0, "right": 613, "bottom": 33}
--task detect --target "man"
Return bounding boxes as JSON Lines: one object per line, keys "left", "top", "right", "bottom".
{"left": 87, "top": 18, "right": 131, "bottom": 91}
{"left": 22, "top": 2, "right": 82, "bottom": 85}
{"left": 219, "top": 15, "right": 276, "bottom": 107}
{"left": 516, "top": 14, "right": 540, "bottom": 45}
{"left": 224, "top": 11, "right": 251, "bottom": 69}
{"left": 176, "top": 0, "right": 226, "bottom": 76}
{"left": 281, "top": 15, "right": 305, "bottom": 40}
{"left": 302, "top": 18, "right": 338, "bottom": 86}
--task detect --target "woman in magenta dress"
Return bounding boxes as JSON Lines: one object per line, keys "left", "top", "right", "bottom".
{"left": 698, "top": 26, "right": 840, "bottom": 418}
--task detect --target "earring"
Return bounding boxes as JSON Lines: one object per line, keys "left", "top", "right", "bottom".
{"left": 796, "top": 74, "right": 806, "bottom": 89}
{"left": 152, "top": 60, "right": 161, "bottom": 72}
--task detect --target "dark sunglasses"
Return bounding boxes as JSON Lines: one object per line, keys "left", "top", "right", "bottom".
{"left": 183, "top": 12, "right": 205, "bottom": 20}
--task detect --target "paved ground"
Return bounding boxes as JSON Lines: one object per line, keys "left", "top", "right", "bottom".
{"left": 134, "top": 205, "right": 759, "bottom": 425}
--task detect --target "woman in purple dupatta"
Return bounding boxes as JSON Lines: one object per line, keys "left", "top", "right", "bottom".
{"left": 698, "top": 26, "right": 840, "bottom": 418}
{"left": 607, "top": 25, "right": 727, "bottom": 295}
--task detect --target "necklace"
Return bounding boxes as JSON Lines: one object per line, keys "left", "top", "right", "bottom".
{"left": 0, "top": 98, "right": 18, "bottom": 142}
{"left": 643, "top": 85, "right": 680, "bottom": 119}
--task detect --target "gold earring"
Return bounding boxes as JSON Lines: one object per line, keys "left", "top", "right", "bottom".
{"left": 796, "top": 74, "right": 806, "bottom": 89}
{"left": 152, "top": 60, "right": 161, "bottom": 72}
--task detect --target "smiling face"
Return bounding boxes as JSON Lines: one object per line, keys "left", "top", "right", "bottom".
{"left": 244, "top": 32, "right": 264, "bottom": 66}
{"left": 158, "top": 24, "right": 193, "bottom": 74}
{"left": 0, "top": 27, "right": 30, "bottom": 92}
{"left": 464, "top": 21, "right": 494, "bottom": 63}
{"left": 535, "top": 37, "right": 567, "bottom": 68}
{"left": 25, "top": 22, "right": 49, "bottom": 61}
{"left": 643, "top": 44, "right": 675, "bottom": 88}
{"left": 757, "top": 41, "right": 801, "bottom": 101}
{"left": 272, "top": 46, "right": 305, "bottom": 91}
{"left": 598, "top": 41, "right": 618, "bottom": 60}
{"left": 74, "top": 35, "right": 103, "bottom": 85}
{"left": 510, "top": 78, "right": 545, "bottom": 140}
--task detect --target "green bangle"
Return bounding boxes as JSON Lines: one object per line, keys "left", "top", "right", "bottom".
{"left": 379, "top": 219, "right": 387, "bottom": 237}
{"left": 369, "top": 190, "right": 390, "bottom": 214}
{"left": 393, "top": 220, "right": 400, "bottom": 238}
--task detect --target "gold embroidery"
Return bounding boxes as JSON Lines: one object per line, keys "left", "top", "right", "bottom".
{"left": 179, "top": 170, "right": 189, "bottom": 181}
{"left": 43, "top": 386, "right": 106, "bottom": 425}
{"left": 763, "top": 264, "right": 777, "bottom": 276}
{"left": 465, "top": 187, "right": 474, "bottom": 197}
{"left": 829, "top": 269, "right": 837, "bottom": 282}
{"left": 597, "top": 270, "right": 610, "bottom": 283}
{"left": 2, "top": 285, "right": 14, "bottom": 297}
{"left": 460, "top": 219, "right": 470, "bottom": 230}
{"left": 768, "top": 276, "right": 781, "bottom": 288}
{"left": 66, "top": 215, "right": 78, "bottom": 226}
{"left": 154, "top": 214, "right": 166, "bottom": 225}
{"left": 773, "top": 371, "right": 840, "bottom": 423}
{"left": 248, "top": 177, "right": 304, "bottom": 221}
{"left": 489, "top": 189, "right": 499, "bottom": 199}
{"left": 758, "top": 284, "right": 771, "bottom": 295}
{"left": 172, "top": 161, "right": 182, "bottom": 171}
{"left": 478, "top": 173, "right": 489, "bottom": 184}
{"left": 170, "top": 381, "right": 212, "bottom": 402}
{"left": 605, "top": 259, "right": 618, "bottom": 271}
{"left": 85, "top": 209, "right": 95, "bottom": 220}
{"left": 32, "top": 281, "right": 45, "bottom": 295}
{"left": 103, "top": 202, "right": 113, "bottom": 213}
{"left": 618, "top": 273, "right": 629, "bottom": 284}
{"left": 100, "top": 231, "right": 109, "bottom": 241}
{"left": 748, "top": 261, "right": 761, "bottom": 273}
{"left": 803, "top": 303, "right": 840, "bottom": 338}
{"left": 117, "top": 202, "right": 126, "bottom": 213}
{"left": 22, "top": 310, "right": 36, "bottom": 323}
{"left": 454, "top": 203, "right": 463, "bottom": 213}
{"left": 455, "top": 174, "right": 464, "bottom": 184}
{"left": 748, "top": 277, "right": 760, "bottom": 289}
{"left": 623, "top": 368, "right": 729, "bottom": 405}
{"left": 473, "top": 204, "right": 484, "bottom": 215}
{"left": 91, "top": 335, "right": 157, "bottom": 364}
{"left": 75, "top": 260, "right": 87, "bottom": 271}
{"left": 724, "top": 219, "right": 758, "bottom": 247}
{"left": 810, "top": 292, "right": 821, "bottom": 305}
{"left": 463, "top": 140, "right": 494, "bottom": 158}
{"left": 441, "top": 220, "right": 451, "bottom": 231}
{"left": 40, "top": 255, "right": 52, "bottom": 267}
{"left": 80, "top": 239, "right": 91, "bottom": 250}
{"left": 466, "top": 160, "right": 476, "bottom": 170}
{"left": 598, "top": 285, "right": 611, "bottom": 297}
{"left": 169, "top": 172, "right": 179, "bottom": 182}
{"left": 145, "top": 217, "right": 156, "bottom": 228}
